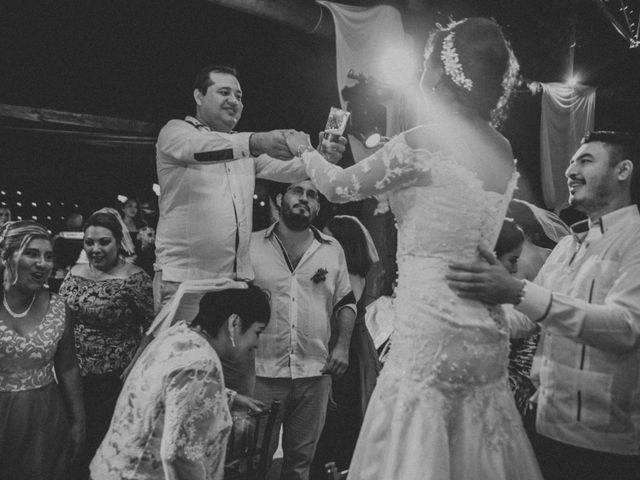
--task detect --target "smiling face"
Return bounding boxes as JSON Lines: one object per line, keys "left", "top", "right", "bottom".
{"left": 279, "top": 180, "right": 320, "bottom": 231}
{"left": 194, "top": 72, "right": 243, "bottom": 133}
{"left": 83, "top": 226, "right": 119, "bottom": 272}
{"left": 11, "top": 238, "right": 54, "bottom": 293}
{"left": 565, "top": 141, "right": 621, "bottom": 219}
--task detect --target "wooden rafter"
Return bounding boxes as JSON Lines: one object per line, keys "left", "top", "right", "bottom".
{"left": 0, "top": 104, "right": 159, "bottom": 135}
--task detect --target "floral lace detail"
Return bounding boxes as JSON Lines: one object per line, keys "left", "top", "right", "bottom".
{"left": 60, "top": 270, "right": 154, "bottom": 375}
{"left": 0, "top": 293, "right": 66, "bottom": 391}
{"left": 162, "top": 369, "right": 228, "bottom": 463}
{"left": 90, "top": 322, "right": 232, "bottom": 480}
{"left": 305, "top": 128, "right": 539, "bottom": 478}
{"left": 304, "top": 134, "right": 434, "bottom": 203}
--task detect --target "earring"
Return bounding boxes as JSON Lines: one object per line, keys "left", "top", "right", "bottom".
{"left": 230, "top": 336, "right": 236, "bottom": 348}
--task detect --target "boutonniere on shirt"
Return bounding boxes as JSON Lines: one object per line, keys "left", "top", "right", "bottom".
{"left": 311, "top": 268, "right": 328, "bottom": 283}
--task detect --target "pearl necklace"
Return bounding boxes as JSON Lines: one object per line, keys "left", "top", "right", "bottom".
{"left": 3, "top": 294, "right": 36, "bottom": 319}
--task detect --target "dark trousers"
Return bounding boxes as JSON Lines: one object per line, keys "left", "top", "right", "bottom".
{"left": 71, "top": 371, "right": 123, "bottom": 480}
{"left": 529, "top": 428, "right": 640, "bottom": 480}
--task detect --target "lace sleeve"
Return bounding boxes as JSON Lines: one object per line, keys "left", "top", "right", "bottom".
{"left": 161, "top": 367, "right": 228, "bottom": 464}
{"left": 303, "top": 135, "right": 433, "bottom": 203}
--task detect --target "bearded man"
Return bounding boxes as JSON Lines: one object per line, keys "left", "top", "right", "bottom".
{"left": 250, "top": 179, "right": 356, "bottom": 480}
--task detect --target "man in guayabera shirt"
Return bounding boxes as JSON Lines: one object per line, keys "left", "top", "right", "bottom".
{"left": 446, "top": 131, "right": 640, "bottom": 480}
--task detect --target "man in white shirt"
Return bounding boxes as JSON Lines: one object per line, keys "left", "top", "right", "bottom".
{"left": 138, "top": 65, "right": 345, "bottom": 399}
{"left": 154, "top": 64, "right": 345, "bottom": 311}
{"left": 251, "top": 179, "right": 356, "bottom": 480}
{"left": 446, "top": 131, "right": 640, "bottom": 480}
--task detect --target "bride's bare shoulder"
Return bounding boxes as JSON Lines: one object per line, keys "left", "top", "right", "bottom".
{"left": 403, "top": 125, "right": 442, "bottom": 151}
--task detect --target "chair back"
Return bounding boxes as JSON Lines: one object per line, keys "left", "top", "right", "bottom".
{"left": 224, "top": 400, "right": 280, "bottom": 480}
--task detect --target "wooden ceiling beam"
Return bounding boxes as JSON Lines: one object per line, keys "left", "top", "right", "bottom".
{"left": 0, "top": 104, "right": 159, "bottom": 135}
{"left": 203, "top": 0, "right": 334, "bottom": 39}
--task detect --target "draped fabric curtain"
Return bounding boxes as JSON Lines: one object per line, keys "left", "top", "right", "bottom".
{"left": 316, "top": 0, "right": 410, "bottom": 212}
{"left": 316, "top": 1, "right": 408, "bottom": 112}
{"left": 317, "top": 1, "right": 410, "bottom": 299}
{"left": 540, "top": 83, "right": 596, "bottom": 211}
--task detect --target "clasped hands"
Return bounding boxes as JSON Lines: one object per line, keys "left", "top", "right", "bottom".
{"left": 445, "top": 245, "right": 524, "bottom": 305}
{"left": 250, "top": 129, "right": 346, "bottom": 164}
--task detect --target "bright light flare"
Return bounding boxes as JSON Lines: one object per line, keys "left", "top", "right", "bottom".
{"left": 152, "top": 184, "right": 161, "bottom": 197}
{"left": 375, "top": 45, "right": 417, "bottom": 88}
{"left": 567, "top": 75, "right": 580, "bottom": 88}
{"left": 117, "top": 194, "right": 128, "bottom": 203}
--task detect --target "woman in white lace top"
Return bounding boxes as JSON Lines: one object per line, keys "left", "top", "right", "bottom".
{"left": 90, "top": 284, "right": 270, "bottom": 480}
{"left": 286, "top": 17, "right": 543, "bottom": 480}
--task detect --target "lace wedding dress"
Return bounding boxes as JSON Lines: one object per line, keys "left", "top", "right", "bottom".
{"left": 303, "top": 129, "right": 543, "bottom": 480}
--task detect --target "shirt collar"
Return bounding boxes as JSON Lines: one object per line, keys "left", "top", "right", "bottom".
{"left": 264, "top": 222, "right": 331, "bottom": 244}
{"left": 570, "top": 204, "right": 639, "bottom": 243}
{"left": 184, "top": 116, "right": 237, "bottom": 134}
{"left": 184, "top": 115, "right": 210, "bottom": 131}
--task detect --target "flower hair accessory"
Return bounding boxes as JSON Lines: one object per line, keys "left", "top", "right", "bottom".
{"left": 311, "top": 268, "right": 328, "bottom": 283}
{"left": 440, "top": 31, "right": 473, "bottom": 92}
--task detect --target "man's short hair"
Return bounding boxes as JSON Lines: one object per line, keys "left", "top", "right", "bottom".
{"left": 582, "top": 130, "right": 640, "bottom": 202}
{"left": 193, "top": 65, "right": 239, "bottom": 95}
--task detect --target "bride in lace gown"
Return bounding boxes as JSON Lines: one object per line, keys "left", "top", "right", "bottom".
{"left": 287, "top": 17, "right": 543, "bottom": 480}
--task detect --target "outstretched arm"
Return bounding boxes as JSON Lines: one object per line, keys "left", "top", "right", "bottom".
{"left": 287, "top": 131, "right": 432, "bottom": 203}
{"left": 157, "top": 120, "right": 296, "bottom": 165}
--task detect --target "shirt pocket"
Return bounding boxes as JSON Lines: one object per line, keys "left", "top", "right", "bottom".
{"left": 540, "top": 361, "right": 613, "bottom": 428}
{"left": 579, "top": 259, "right": 620, "bottom": 304}
{"left": 577, "top": 369, "right": 613, "bottom": 428}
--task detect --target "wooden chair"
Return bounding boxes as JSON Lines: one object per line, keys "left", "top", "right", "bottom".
{"left": 325, "top": 461, "right": 349, "bottom": 480}
{"left": 224, "top": 400, "right": 280, "bottom": 480}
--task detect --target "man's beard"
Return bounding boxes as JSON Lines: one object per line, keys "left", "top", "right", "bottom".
{"left": 569, "top": 181, "right": 612, "bottom": 215}
{"left": 280, "top": 203, "right": 314, "bottom": 231}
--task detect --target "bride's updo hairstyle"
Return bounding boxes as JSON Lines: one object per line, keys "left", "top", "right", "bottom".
{"left": 426, "top": 17, "right": 519, "bottom": 127}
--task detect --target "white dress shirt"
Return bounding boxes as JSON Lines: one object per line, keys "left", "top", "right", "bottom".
{"left": 155, "top": 117, "right": 307, "bottom": 282}
{"left": 251, "top": 224, "right": 356, "bottom": 379}
{"left": 516, "top": 204, "right": 640, "bottom": 454}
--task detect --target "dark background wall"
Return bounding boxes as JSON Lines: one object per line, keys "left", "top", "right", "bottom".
{"left": 1, "top": 0, "right": 638, "bottom": 230}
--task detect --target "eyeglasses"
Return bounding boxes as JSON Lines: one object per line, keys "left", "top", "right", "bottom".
{"left": 286, "top": 186, "right": 319, "bottom": 201}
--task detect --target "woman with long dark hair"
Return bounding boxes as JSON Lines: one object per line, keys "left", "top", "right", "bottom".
{"left": 60, "top": 208, "right": 154, "bottom": 479}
